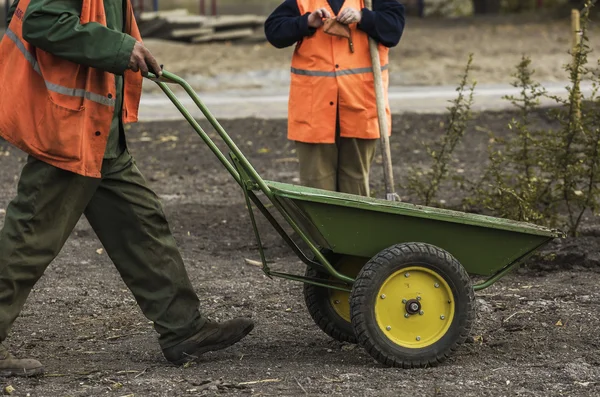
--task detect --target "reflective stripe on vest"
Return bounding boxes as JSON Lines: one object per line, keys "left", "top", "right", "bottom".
{"left": 5, "top": 28, "right": 116, "bottom": 108}
{"left": 291, "top": 64, "right": 389, "bottom": 77}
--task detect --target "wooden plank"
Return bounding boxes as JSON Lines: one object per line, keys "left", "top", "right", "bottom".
{"left": 202, "top": 15, "right": 266, "bottom": 30}
{"left": 148, "top": 15, "right": 209, "bottom": 39}
{"left": 191, "top": 28, "right": 255, "bottom": 43}
{"left": 170, "top": 27, "right": 214, "bottom": 39}
{"left": 139, "top": 9, "right": 189, "bottom": 22}
{"left": 236, "top": 31, "right": 268, "bottom": 44}
{"left": 163, "top": 15, "right": 208, "bottom": 25}
{"left": 139, "top": 18, "right": 168, "bottom": 37}
{"left": 138, "top": 13, "right": 267, "bottom": 42}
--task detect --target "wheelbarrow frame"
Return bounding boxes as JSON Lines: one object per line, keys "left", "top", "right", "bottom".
{"left": 146, "top": 71, "right": 562, "bottom": 293}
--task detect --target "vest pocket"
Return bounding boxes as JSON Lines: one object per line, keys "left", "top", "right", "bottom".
{"left": 34, "top": 96, "right": 84, "bottom": 161}
{"left": 363, "top": 77, "right": 379, "bottom": 120}
{"left": 289, "top": 82, "right": 313, "bottom": 127}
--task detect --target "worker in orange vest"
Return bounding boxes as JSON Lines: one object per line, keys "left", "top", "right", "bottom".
{"left": 265, "top": 0, "right": 405, "bottom": 196}
{"left": 0, "top": 0, "right": 253, "bottom": 377}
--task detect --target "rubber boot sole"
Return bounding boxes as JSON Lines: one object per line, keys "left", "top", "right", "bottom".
{"left": 171, "top": 323, "right": 255, "bottom": 366}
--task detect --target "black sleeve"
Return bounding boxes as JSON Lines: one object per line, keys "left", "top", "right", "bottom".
{"left": 358, "top": 0, "right": 405, "bottom": 48}
{"left": 6, "top": 0, "right": 19, "bottom": 25}
{"left": 264, "top": 0, "right": 317, "bottom": 49}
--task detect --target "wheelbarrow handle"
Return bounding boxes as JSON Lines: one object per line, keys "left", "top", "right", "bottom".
{"left": 144, "top": 70, "right": 350, "bottom": 283}
{"left": 145, "top": 70, "right": 178, "bottom": 84}
{"left": 144, "top": 69, "right": 274, "bottom": 199}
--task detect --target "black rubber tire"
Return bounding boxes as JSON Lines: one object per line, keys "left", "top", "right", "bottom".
{"left": 303, "top": 266, "right": 357, "bottom": 344}
{"left": 350, "top": 243, "right": 475, "bottom": 368}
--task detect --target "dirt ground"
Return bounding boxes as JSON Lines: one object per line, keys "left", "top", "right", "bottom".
{"left": 0, "top": 108, "right": 599, "bottom": 396}
{"left": 142, "top": 14, "right": 600, "bottom": 92}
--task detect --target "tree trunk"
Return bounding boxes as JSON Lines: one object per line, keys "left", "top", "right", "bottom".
{"left": 472, "top": 0, "right": 502, "bottom": 14}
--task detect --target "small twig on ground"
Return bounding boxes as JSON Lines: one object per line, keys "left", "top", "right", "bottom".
{"left": 182, "top": 351, "right": 199, "bottom": 362}
{"left": 274, "top": 157, "right": 299, "bottom": 163}
{"left": 244, "top": 258, "right": 262, "bottom": 267}
{"left": 238, "top": 378, "right": 281, "bottom": 386}
{"left": 503, "top": 310, "right": 532, "bottom": 323}
{"left": 244, "top": 258, "right": 275, "bottom": 267}
{"left": 295, "top": 377, "right": 308, "bottom": 395}
{"left": 134, "top": 368, "right": 148, "bottom": 378}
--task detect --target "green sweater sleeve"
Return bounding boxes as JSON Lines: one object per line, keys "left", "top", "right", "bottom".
{"left": 6, "top": 0, "right": 19, "bottom": 25}
{"left": 21, "top": 0, "right": 136, "bottom": 75}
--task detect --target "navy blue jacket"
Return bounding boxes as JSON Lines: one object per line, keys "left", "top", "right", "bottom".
{"left": 264, "top": 0, "right": 405, "bottom": 49}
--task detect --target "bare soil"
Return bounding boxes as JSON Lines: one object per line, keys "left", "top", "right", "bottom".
{"left": 0, "top": 109, "right": 599, "bottom": 396}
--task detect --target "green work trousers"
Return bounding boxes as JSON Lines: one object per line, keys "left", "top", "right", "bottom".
{"left": 0, "top": 150, "right": 205, "bottom": 349}
{"left": 295, "top": 137, "right": 378, "bottom": 197}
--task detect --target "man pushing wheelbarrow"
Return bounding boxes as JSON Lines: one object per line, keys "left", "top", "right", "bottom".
{"left": 0, "top": 0, "right": 253, "bottom": 377}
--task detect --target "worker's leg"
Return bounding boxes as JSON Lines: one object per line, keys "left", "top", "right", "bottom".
{"left": 83, "top": 150, "right": 205, "bottom": 350}
{"left": 337, "top": 138, "right": 378, "bottom": 196}
{"left": 295, "top": 142, "right": 338, "bottom": 191}
{"left": 0, "top": 156, "right": 99, "bottom": 342}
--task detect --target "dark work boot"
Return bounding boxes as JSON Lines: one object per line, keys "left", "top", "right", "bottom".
{"left": 0, "top": 344, "right": 44, "bottom": 377}
{"left": 162, "top": 318, "right": 254, "bottom": 365}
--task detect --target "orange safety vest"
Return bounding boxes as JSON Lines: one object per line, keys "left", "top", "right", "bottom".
{"left": 288, "top": 0, "right": 391, "bottom": 144}
{"left": 0, "top": 0, "right": 143, "bottom": 178}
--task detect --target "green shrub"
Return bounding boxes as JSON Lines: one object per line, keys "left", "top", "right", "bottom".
{"left": 404, "top": 54, "right": 476, "bottom": 206}
{"left": 405, "top": 0, "right": 600, "bottom": 236}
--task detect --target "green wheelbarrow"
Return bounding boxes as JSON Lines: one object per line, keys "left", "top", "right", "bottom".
{"left": 147, "top": 71, "right": 563, "bottom": 368}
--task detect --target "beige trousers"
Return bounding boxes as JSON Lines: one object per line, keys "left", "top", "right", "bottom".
{"left": 295, "top": 136, "right": 378, "bottom": 196}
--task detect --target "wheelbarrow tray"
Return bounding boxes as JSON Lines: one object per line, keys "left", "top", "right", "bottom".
{"left": 146, "top": 70, "right": 562, "bottom": 284}
{"left": 267, "top": 180, "right": 560, "bottom": 277}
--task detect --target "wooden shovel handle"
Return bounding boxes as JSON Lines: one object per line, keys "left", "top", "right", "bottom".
{"left": 363, "top": 0, "right": 400, "bottom": 201}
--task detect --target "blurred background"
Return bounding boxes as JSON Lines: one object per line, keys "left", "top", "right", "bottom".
{"left": 127, "top": 0, "right": 591, "bottom": 17}
{"left": 0, "top": 0, "right": 598, "bottom": 112}
{"left": 2, "top": 1, "right": 592, "bottom": 24}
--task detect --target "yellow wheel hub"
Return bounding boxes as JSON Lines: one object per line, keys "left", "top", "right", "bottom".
{"left": 375, "top": 266, "right": 455, "bottom": 348}
{"left": 328, "top": 257, "right": 364, "bottom": 322}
